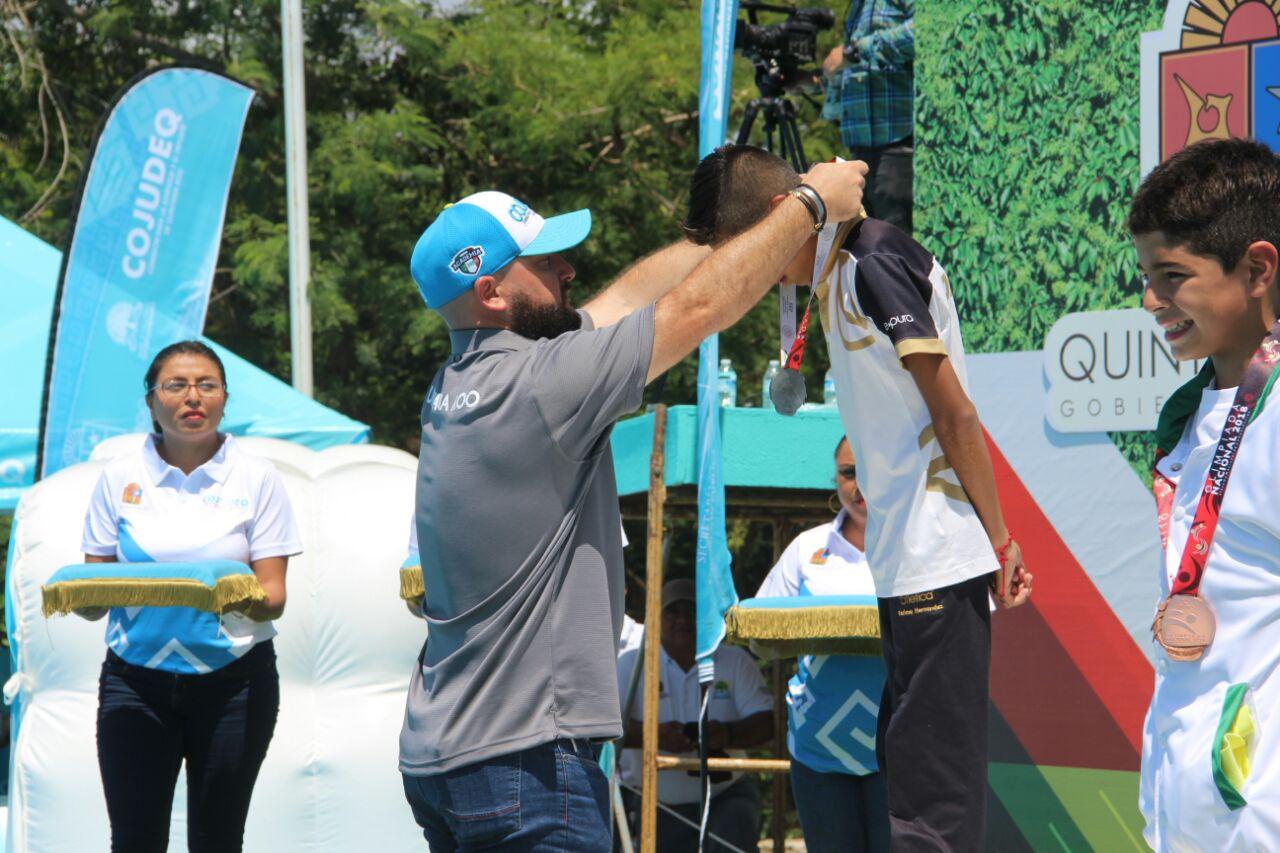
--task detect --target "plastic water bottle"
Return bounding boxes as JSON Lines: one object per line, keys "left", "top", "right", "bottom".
{"left": 762, "top": 359, "right": 781, "bottom": 409}
{"left": 717, "top": 359, "right": 737, "bottom": 408}
{"left": 823, "top": 368, "right": 837, "bottom": 406}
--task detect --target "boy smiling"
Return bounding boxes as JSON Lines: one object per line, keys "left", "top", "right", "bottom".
{"left": 1132, "top": 138, "right": 1280, "bottom": 850}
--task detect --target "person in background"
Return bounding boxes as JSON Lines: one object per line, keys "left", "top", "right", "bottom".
{"left": 616, "top": 579, "right": 773, "bottom": 852}
{"left": 78, "top": 340, "right": 301, "bottom": 853}
{"left": 823, "top": 0, "right": 915, "bottom": 233}
{"left": 403, "top": 513, "right": 425, "bottom": 618}
{"left": 757, "top": 437, "right": 888, "bottom": 852}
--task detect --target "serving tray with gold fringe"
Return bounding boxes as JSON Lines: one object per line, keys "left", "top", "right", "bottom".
{"left": 42, "top": 561, "right": 265, "bottom": 617}
{"left": 724, "top": 594, "right": 881, "bottom": 659}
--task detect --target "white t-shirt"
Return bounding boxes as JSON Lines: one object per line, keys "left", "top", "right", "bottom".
{"left": 81, "top": 434, "right": 302, "bottom": 673}
{"left": 617, "top": 644, "right": 772, "bottom": 804}
{"left": 618, "top": 613, "right": 644, "bottom": 655}
{"left": 1141, "top": 384, "right": 1280, "bottom": 850}
{"left": 812, "top": 218, "right": 998, "bottom": 597}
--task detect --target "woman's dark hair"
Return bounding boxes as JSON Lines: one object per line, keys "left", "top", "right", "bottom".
{"left": 144, "top": 340, "right": 228, "bottom": 434}
{"left": 833, "top": 435, "right": 850, "bottom": 458}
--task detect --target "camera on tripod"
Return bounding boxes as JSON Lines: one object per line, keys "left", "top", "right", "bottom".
{"left": 735, "top": 1, "right": 836, "bottom": 94}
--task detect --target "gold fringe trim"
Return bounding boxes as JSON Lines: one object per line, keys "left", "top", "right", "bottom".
{"left": 400, "top": 567, "right": 425, "bottom": 601}
{"left": 724, "top": 604, "right": 881, "bottom": 659}
{"left": 42, "top": 574, "right": 266, "bottom": 618}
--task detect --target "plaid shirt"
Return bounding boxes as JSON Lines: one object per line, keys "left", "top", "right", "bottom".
{"left": 833, "top": 0, "right": 914, "bottom": 150}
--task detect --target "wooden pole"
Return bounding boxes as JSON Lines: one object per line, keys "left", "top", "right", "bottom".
{"left": 640, "top": 406, "right": 668, "bottom": 853}
{"left": 771, "top": 519, "right": 790, "bottom": 853}
{"left": 655, "top": 756, "right": 792, "bottom": 772}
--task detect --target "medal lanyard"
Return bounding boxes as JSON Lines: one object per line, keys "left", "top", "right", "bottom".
{"left": 1172, "top": 320, "right": 1280, "bottom": 596}
{"left": 779, "top": 286, "right": 817, "bottom": 371}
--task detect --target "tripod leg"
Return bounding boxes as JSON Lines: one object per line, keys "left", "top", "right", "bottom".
{"left": 736, "top": 101, "right": 761, "bottom": 146}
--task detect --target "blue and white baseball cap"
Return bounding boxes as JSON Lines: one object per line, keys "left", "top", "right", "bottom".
{"left": 410, "top": 191, "right": 592, "bottom": 308}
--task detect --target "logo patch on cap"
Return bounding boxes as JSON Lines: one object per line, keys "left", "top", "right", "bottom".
{"left": 449, "top": 246, "right": 485, "bottom": 276}
{"left": 508, "top": 202, "right": 530, "bottom": 223}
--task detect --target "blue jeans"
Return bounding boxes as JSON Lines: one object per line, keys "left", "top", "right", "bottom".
{"left": 790, "top": 759, "right": 889, "bottom": 853}
{"left": 402, "top": 738, "right": 610, "bottom": 851}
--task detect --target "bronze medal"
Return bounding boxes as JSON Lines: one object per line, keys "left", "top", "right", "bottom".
{"left": 1152, "top": 594, "right": 1215, "bottom": 662}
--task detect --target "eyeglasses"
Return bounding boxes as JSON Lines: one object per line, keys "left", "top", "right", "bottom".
{"left": 151, "top": 380, "right": 225, "bottom": 398}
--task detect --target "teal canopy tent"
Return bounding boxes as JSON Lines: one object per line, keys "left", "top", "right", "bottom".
{"left": 0, "top": 216, "right": 370, "bottom": 512}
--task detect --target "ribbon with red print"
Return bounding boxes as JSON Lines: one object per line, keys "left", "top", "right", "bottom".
{"left": 1170, "top": 320, "right": 1280, "bottom": 597}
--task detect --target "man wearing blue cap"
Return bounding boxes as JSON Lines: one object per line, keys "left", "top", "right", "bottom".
{"left": 399, "top": 161, "right": 866, "bottom": 851}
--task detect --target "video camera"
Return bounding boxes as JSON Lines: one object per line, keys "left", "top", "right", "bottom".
{"left": 735, "top": 1, "right": 836, "bottom": 95}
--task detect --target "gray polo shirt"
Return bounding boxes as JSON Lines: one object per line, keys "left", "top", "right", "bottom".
{"left": 399, "top": 305, "right": 655, "bottom": 776}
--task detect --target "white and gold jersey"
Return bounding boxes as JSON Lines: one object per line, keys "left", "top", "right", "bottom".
{"left": 812, "top": 218, "right": 998, "bottom": 597}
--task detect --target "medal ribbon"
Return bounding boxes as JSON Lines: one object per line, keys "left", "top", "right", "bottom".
{"left": 783, "top": 288, "right": 817, "bottom": 372}
{"left": 1171, "top": 320, "right": 1280, "bottom": 596}
{"left": 778, "top": 284, "right": 797, "bottom": 363}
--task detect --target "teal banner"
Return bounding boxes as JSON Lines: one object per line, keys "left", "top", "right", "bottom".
{"left": 39, "top": 67, "right": 253, "bottom": 477}
{"left": 695, "top": 0, "right": 740, "bottom": 676}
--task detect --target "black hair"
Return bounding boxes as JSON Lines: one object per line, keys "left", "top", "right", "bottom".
{"left": 682, "top": 144, "right": 800, "bottom": 246}
{"left": 1128, "top": 138, "right": 1280, "bottom": 271}
{"left": 144, "top": 340, "right": 228, "bottom": 434}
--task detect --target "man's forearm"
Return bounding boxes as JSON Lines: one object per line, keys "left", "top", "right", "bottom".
{"left": 933, "top": 405, "right": 1008, "bottom": 547}
{"left": 583, "top": 240, "right": 712, "bottom": 329}
{"left": 647, "top": 197, "right": 813, "bottom": 381}
{"left": 730, "top": 711, "right": 774, "bottom": 749}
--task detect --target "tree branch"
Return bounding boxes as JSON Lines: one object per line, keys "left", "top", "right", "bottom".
{"left": 43, "top": 0, "right": 226, "bottom": 71}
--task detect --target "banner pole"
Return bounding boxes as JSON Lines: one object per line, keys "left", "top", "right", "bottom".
{"left": 282, "top": 0, "right": 314, "bottom": 397}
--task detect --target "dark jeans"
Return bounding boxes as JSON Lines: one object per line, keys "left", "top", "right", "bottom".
{"left": 851, "top": 136, "right": 913, "bottom": 234}
{"left": 790, "top": 759, "right": 889, "bottom": 853}
{"left": 877, "top": 575, "right": 991, "bottom": 853}
{"left": 97, "top": 640, "right": 279, "bottom": 853}
{"left": 402, "top": 738, "right": 611, "bottom": 851}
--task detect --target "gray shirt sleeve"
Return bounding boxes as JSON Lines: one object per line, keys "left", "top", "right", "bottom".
{"left": 528, "top": 304, "right": 656, "bottom": 459}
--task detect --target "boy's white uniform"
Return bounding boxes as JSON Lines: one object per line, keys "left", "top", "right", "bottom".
{"left": 811, "top": 218, "right": 997, "bottom": 596}
{"left": 1141, "top": 377, "right": 1280, "bottom": 850}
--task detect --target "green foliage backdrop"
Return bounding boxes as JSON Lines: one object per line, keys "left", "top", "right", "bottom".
{"left": 915, "top": 0, "right": 1166, "bottom": 478}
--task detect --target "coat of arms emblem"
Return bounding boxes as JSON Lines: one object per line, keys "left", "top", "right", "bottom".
{"left": 448, "top": 245, "right": 484, "bottom": 276}
{"left": 1143, "top": 1, "right": 1280, "bottom": 170}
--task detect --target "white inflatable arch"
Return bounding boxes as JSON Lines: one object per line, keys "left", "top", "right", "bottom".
{"left": 5, "top": 436, "right": 427, "bottom": 852}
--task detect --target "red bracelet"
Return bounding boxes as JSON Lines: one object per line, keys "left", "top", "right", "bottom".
{"left": 994, "top": 532, "right": 1016, "bottom": 562}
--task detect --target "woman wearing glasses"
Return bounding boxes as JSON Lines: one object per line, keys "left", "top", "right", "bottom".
{"left": 77, "top": 340, "right": 301, "bottom": 852}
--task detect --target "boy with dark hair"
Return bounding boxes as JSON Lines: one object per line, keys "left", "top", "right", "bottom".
{"left": 1132, "top": 137, "right": 1280, "bottom": 850}
{"left": 684, "top": 144, "right": 1031, "bottom": 853}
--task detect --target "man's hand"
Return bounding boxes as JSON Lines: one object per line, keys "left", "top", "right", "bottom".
{"left": 801, "top": 159, "right": 869, "bottom": 225}
{"left": 823, "top": 45, "right": 844, "bottom": 76}
{"left": 992, "top": 539, "right": 1033, "bottom": 609}
{"left": 704, "top": 720, "right": 731, "bottom": 752}
{"left": 657, "top": 721, "right": 695, "bottom": 754}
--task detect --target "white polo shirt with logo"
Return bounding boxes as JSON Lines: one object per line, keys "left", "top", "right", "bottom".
{"left": 616, "top": 643, "right": 772, "bottom": 804}
{"left": 81, "top": 434, "right": 302, "bottom": 674}
{"left": 812, "top": 218, "right": 998, "bottom": 597}
{"left": 757, "top": 512, "right": 885, "bottom": 776}
{"left": 1141, "top": 382, "right": 1280, "bottom": 850}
